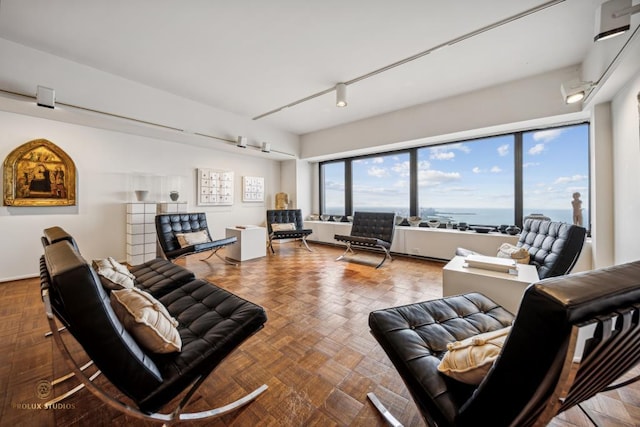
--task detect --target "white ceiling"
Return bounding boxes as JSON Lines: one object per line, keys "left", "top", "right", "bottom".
{"left": 0, "top": 0, "right": 605, "bottom": 135}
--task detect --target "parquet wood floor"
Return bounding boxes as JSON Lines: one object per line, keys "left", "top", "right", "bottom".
{"left": 2, "top": 242, "right": 640, "bottom": 426}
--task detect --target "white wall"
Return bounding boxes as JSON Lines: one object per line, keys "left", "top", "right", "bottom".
{"left": 612, "top": 74, "right": 640, "bottom": 264}
{"left": 0, "top": 111, "right": 282, "bottom": 281}
{"left": 299, "top": 66, "right": 583, "bottom": 160}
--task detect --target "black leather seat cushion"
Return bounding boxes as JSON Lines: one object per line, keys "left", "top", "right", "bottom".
{"left": 129, "top": 258, "right": 195, "bottom": 298}
{"left": 369, "top": 293, "right": 513, "bottom": 426}
{"left": 140, "top": 279, "right": 267, "bottom": 412}
{"left": 266, "top": 209, "right": 312, "bottom": 238}
{"left": 334, "top": 234, "right": 391, "bottom": 249}
{"left": 156, "top": 213, "right": 237, "bottom": 260}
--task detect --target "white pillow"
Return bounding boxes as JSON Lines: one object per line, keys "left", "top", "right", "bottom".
{"left": 110, "top": 288, "right": 182, "bottom": 353}
{"left": 175, "top": 230, "right": 211, "bottom": 247}
{"left": 271, "top": 222, "right": 296, "bottom": 231}
{"left": 497, "top": 243, "right": 530, "bottom": 264}
{"left": 93, "top": 257, "right": 135, "bottom": 291}
{"left": 437, "top": 326, "right": 511, "bottom": 385}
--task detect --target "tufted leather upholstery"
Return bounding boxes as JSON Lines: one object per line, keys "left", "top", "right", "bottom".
{"left": 370, "top": 260, "right": 640, "bottom": 426}
{"left": 40, "top": 234, "right": 267, "bottom": 414}
{"left": 265, "top": 209, "right": 313, "bottom": 253}
{"left": 155, "top": 213, "right": 237, "bottom": 260}
{"left": 456, "top": 219, "right": 586, "bottom": 279}
{"left": 517, "top": 219, "right": 586, "bottom": 278}
{"left": 129, "top": 257, "right": 195, "bottom": 297}
{"left": 334, "top": 211, "right": 396, "bottom": 268}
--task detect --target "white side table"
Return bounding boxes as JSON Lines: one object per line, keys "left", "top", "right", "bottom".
{"left": 225, "top": 227, "right": 267, "bottom": 262}
{"left": 442, "top": 255, "right": 539, "bottom": 314}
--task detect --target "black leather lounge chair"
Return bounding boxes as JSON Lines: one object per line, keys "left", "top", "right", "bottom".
{"left": 39, "top": 227, "right": 268, "bottom": 424}
{"left": 334, "top": 211, "right": 396, "bottom": 268}
{"left": 156, "top": 212, "right": 237, "bottom": 265}
{"left": 368, "top": 260, "right": 640, "bottom": 426}
{"left": 456, "top": 218, "right": 587, "bottom": 279}
{"left": 265, "top": 209, "right": 313, "bottom": 254}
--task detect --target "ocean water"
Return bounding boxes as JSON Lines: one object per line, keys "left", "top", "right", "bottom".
{"left": 349, "top": 207, "right": 588, "bottom": 227}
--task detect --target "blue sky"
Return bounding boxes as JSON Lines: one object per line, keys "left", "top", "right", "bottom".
{"left": 323, "top": 123, "right": 589, "bottom": 214}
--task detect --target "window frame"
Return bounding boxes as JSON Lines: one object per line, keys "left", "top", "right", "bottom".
{"left": 319, "top": 122, "right": 590, "bottom": 232}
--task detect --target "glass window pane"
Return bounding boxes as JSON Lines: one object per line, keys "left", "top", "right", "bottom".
{"left": 418, "top": 136, "right": 515, "bottom": 226}
{"left": 523, "top": 124, "right": 589, "bottom": 227}
{"left": 352, "top": 153, "right": 410, "bottom": 217}
{"left": 321, "top": 162, "right": 345, "bottom": 215}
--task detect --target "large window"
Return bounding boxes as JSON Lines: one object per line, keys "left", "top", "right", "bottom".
{"left": 320, "top": 122, "right": 590, "bottom": 230}
{"left": 417, "top": 136, "right": 514, "bottom": 225}
{"left": 320, "top": 161, "right": 345, "bottom": 215}
{"left": 522, "top": 124, "right": 590, "bottom": 228}
{"left": 352, "top": 153, "right": 410, "bottom": 217}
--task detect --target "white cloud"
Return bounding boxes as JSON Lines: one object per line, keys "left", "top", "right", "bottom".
{"left": 554, "top": 174, "right": 587, "bottom": 184}
{"left": 532, "top": 128, "right": 564, "bottom": 142}
{"left": 472, "top": 167, "right": 482, "bottom": 174}
{"left": 372, "top": 157, "right": 384, "bottom": 164}
{"left": 430, "top": 151, "right": 455, "bottom": 160}
{"left": 392, "top": 161, "right": 410, "bottom": 177}
{"left": 497, "top": 144, "right": 509, "bottom": 157}
{"left": 368, "top": 166, "right": 388, "bottom": 177}
{"left": 419, "top": 169, "right": 461, "bottom": 186}
{"left": 490, "top": 166, "right": 502, "bottom": 173}
{"left": 523, "top": 162, "right": 540, "bottom": 168}
{"left": 528, "top": 143, "right": 545, "bottom": 155}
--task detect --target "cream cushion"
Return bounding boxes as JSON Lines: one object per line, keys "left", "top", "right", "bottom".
{"left": 175, "top": 230, "right": 211, "bottom": 247}
{"left": 497, "top": 243, "right": 530, "bottom": 264}
{"left": 93, "top": 257, "right": 136, "bottom": 291}
{"left": 271, "top": 222, "right": 296, "bottom": 231}
{"left": 110, "top": 288, "right": 182, "bottom": 353}
{"left": 437, "top": 326, "right": 511, "bottom": 385}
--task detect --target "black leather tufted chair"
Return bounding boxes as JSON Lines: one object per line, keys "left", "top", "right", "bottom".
{"left": 39, "top": 230, "right": 268, "bottom": 423}
{"left": 334, "top": 211, "right": 396, "bottom": 268}
{"left": 265, "top": 209, "right": 313, "bottom": 253}
{"left": 456, "top": 219, "right": 586, "bottom": 279}
{"left": 368, "top": 260, "right": 640, "bottom": 426}
{"left": 155, "top": 213, "right": 237, "bottom": 264}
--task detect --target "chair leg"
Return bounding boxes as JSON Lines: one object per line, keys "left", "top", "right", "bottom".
{"left": 300, "top": 236, "right": 313, "bottom": 252}
{"left": 202, "top": 248, "right": 237, "bottom": 266}
{"left": 267, "top": 237, "right": 275, "bottom": 254}
{"left": 336, "top": 242, "right": 354, "bottom": 261}
{"left": 367, "top": 392, "right": 404, "bottom": 427}
{"left": 375, "top": 247, "right": 393, "bottom": 269}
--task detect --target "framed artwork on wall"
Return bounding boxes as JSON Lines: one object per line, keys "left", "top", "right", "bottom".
{"left": 197, "top": 168, "right": 234, "bottom": 206}
{"left": 3, "top": 138, "right": 76, "bottom": 206}
{"left": 242, "top": 176, "right": 265, "bottom": 202}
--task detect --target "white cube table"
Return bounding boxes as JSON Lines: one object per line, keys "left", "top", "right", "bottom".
{"left": 225, "top": 226, "right": 267, "bottom": 262}
{"left": 443, "top": 255, "right": 539, "bottom": 314}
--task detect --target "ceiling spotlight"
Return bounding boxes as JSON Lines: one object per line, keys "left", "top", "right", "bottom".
{"left": 594, "top": 0, "right": 640, "bottom": 42}
{"left": 336, "top": 83, "right": 347, "bottom": 107}
{"left": 236, "top": 136, "right": 247, "bottom": 148}
{"left": 561, "top": 81, "right": 594, "bottom": 104}
{"left": 261, "top": 142, "right": 271, "bottom": 153}
{"left": 36, "top": 85, "right": 55, "bottom": 109}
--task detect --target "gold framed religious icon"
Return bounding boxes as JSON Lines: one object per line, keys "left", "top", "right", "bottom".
{"left": 3, "top": 138, "right": 77, "bottom": 206}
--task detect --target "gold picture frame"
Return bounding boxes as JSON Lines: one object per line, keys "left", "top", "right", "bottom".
{"left": 3, "top": 138, "right": 76, "bottom": 206}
